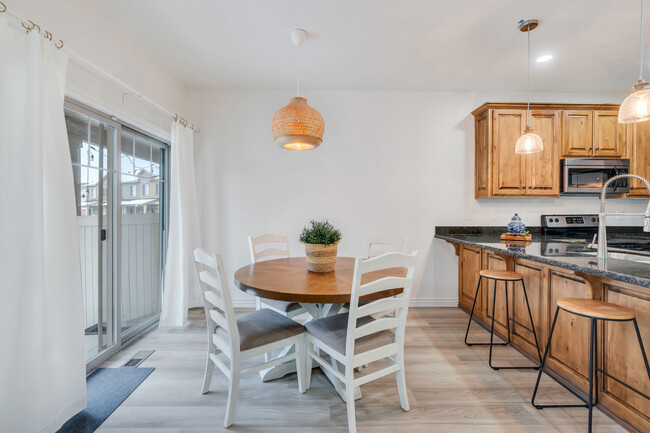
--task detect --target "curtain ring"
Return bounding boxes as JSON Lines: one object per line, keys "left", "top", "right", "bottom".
{"left": 0, "top": 2, "right": 7, "bottom": 13}
{"left": 22, "top": 20, "right": 35, "bottom": 33}
{"left": 44, "top": 31, "right": 52, "bottom": 41}
{"left": 55, "top": 39, "right": 64, "bottom": 49}
{"left": 173, "top": 114, "right": 179, "bottom": 122}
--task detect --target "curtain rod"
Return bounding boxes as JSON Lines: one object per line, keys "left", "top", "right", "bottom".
{"left": 0, "top": 3, "right": 199, "bottom": 133}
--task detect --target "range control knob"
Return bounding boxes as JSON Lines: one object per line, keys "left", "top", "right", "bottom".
{"left": 554, "top": 218, "right": 559, "bottom": 222}
{"left": 591, "top": 218, "right": 596, "bottom": 222}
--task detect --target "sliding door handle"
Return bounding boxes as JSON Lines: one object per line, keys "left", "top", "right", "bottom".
{"left": 100, "top": 229, "right": 107, "bottom": 241}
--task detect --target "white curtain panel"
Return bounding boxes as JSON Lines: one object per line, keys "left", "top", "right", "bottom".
{"left": 0, "top": 19, "right": 86, "bottom": 433}
{"left": 160, "top": 122, "right": 202, "bottom": 327}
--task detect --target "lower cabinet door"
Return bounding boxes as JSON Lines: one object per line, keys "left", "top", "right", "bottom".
{"left": 458, "top": 245, "right": 482, "bottom": 315}
{"left": 512, "top": 259, "right": 547, "bottom": 356}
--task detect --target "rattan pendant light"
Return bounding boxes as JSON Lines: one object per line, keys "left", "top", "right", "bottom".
{"left": 515, "top": 19, "right": 544, "bottom": 154}
{"left": 619, "top": 0, "right": 650, "bottom": 123}
{"left": 272, "top": 29, "right": 324, "bottom": 151}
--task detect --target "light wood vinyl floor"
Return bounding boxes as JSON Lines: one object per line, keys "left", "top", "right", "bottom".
{"left": 97, "top": 307, "right": 626, "bottom": 433}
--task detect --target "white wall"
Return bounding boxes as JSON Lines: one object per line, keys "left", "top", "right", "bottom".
{"left": 188, "top": 89, "right": 648, "bottom": 307}
{"left": 11, "top": 0, "right": 188, "bottom": 139}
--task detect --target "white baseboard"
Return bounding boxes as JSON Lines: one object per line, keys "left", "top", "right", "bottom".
{"left": 409, "top": 298, "right": 458, "bottom": 308}
{"left": 232, "top": 298, "right": 458, "bottom": 309}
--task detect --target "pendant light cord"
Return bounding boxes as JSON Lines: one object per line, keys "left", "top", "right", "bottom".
{"left": 527, "top": 25, "right": 531, "bottom": 129}
{"left": 297, "top": 43, "right": 301, "bottom": 97}
{"left": 641, "top": 0, "right": 645, "bottom": 82}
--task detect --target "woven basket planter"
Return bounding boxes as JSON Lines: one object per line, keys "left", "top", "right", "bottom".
{"left": 303, "top": 240, "right": 340, "bottom": 273}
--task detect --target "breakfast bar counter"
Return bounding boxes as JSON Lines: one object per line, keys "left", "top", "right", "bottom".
{"left": 436, "top": 226, "right": 650, "bottom": 433}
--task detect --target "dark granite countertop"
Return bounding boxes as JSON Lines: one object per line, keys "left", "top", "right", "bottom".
{"left": 435, "top": 227, "right": 650, "bottom": 289}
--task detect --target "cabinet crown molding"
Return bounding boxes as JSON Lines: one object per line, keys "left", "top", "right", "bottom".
{"left": 472, "top": 102, "right": 620, "bottom": 118}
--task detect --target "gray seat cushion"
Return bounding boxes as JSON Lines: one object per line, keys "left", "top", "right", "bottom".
{"left": 217, "top": 308, "right": 305, "bottom": 351}
{"left": 262, "top": 299, "right": 303, "bottom": 313}
{"left": 305, "top": 313, "right": 395, "bottom": 355}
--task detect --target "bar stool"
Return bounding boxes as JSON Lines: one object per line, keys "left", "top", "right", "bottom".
{"left": 464, "top": 269, "right": 542, "bottom": 370}
{"left": 532, "top": 298, "right": 650, "bottom": 433}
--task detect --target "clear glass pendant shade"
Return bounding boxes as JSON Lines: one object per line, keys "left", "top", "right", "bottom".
{"left": 515, "top": 128, "right": 544, "bottom": 154}
{"left": 618, "top": 83, "right": 650, "bottom": 123}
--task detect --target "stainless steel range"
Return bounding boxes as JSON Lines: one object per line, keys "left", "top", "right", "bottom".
{"left": 541, "top": 214, "right": 650, "bottom": 256}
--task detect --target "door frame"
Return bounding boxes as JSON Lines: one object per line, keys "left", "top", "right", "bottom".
{"left": 64, "top": 98, "right": 170, "bottom": 373}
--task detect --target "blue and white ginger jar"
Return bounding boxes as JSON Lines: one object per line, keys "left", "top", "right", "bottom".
{"left": 506, "top": 213, "right": 526, "bottom": 234}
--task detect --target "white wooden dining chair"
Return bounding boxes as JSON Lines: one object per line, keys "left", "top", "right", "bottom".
{"left": 304, "top": 251, "right": 419, "bottom": 433}
{"left": 248, "top": 233, "right": 306, "bottom": 319}
{"left": 193, "top": 248, "right": 306, "bottom": 428}
{"left": 367, "top": 236, "right": 408, "bottom": 258}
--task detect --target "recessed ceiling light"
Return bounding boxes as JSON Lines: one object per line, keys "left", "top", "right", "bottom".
{"left": 536, "top": 54, "right": 553, "bottom": 63}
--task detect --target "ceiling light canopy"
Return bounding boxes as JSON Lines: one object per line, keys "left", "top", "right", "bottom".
{"left": 536, "top": 54, "right": 553, "bottom": 63}
{"left": 272, "top": 29, "right": 325, "bottom": 150}
{"left": 515, "top": 19, "right": 544, "bottom": 155}
{"left": 619, "top": 0, "right": 650, "bottom": 123}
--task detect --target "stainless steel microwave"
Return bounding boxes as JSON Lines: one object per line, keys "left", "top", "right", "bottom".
{"left": 561, "top": 158, "right": 630, "bottom": 195}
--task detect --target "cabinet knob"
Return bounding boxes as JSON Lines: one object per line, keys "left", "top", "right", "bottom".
{"left": 596, "top": 147, "right": 600, "bottom": 150}
{"left": 528, "top": 186, "right": 532, "bottom": 189}
{"left": 522, "top": 186, "right": 526, "bottom": 189}
{"left": 589, "top": 147, "right": 593, "bottom": 150}
{"left": 631, "top": 186, "right": 636, "bottom": 189}
{"left": 475, "top": 250, "right": 480, "bottom": 254}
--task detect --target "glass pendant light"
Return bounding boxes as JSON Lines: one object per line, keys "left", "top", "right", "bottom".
{"left": 515, "top": 19, "right": 544, "bottom": 154}
{"left": 619, "top": 0, "right": 650, "bottom": 123}
{"left": 272, "top": 29, "right": 325, "bottom": 150}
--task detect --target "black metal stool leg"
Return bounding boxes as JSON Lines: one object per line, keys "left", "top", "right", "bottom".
{"left": 521, "top": 279, "right": 542, "bottom": 367}
{"left": 588, "top": 318, "right": 596, "bottom": 433}
{"left": 464, "top": 276, "right": 482, "bottom": 346}
{"left": 465, "top": 275, "right": 508, "bottom": 347}
{"left": 594, "top": 319, "right": 599, "bottom": 406}
{"left": 532, "top": 306, "right": 589, "bottom": 409}
{"left": 488, "top": 278, "right": 499, "bottom": 370}
{"left": 489, "top": 278, "right": 538, "bottom": 370}
{"left": 633, "top": 318, "right": 650, "bottom": 381}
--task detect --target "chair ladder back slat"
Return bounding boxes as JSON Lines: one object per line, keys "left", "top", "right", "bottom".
{"left": 209, "top": 308, "right": 229, "bottom": 330}
{"left": 356, "top": 297, "right": 406, "bottom": 318}
{"left": 248, "top": 233, "right": 290, "bottom": 263}
{"left": 354, "top": 317, "right": 400, "bottom": 339}
{"left": 357, "top": 276, "right": 409, "bottom": 298}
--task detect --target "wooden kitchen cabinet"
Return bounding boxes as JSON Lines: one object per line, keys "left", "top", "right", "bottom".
{"left": 562, "top": 110, "right": 593, "bottom": 157}
{"left": 487, "top": 109, "right": 560, "bottom": 197}
{"left": 458, "top": 245, "right": 482, "bottom": 314}
{"left": 627, "top": 120, "right": 650, "bottom": 197}
{"left": 593, "top": 110, "right": 626, "bottom": 157}
{"left": 473, "top": 103, "right": 629, "bottom": 198}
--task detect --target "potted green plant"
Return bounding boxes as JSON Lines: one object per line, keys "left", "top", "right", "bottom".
{"left": 300, "top": 220, "right": 342, "bottom": 272}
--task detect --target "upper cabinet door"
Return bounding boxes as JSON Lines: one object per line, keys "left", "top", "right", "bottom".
{"left": 628, "top": 121, "right": 650, "bottom": 196}
{"left": 562, "top": 110, "right": 593, "bottom": 157}
{"left": 526, "top": 110, "right": 561, "bottom": 196}
{"left": 593, "top": 110, "right": 626, "bottom": 157}
{"left": 491, "top": 109, "right": 525, "bottom": 196}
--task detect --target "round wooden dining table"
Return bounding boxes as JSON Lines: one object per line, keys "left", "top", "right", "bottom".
{"left": 234, "top": 256, "right": 404, "bottom": 305}
{"left": 233, "top": 256, "right": 405, "bottom": 402}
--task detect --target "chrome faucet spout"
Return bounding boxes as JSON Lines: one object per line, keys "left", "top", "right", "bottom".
{"left": 598, "top": 174, "right": 650, "bottom": 262}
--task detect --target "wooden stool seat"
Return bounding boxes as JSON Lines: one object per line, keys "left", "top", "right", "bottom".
{"left": 479, "top": 269, "right": 523, "bottom": 281}
{"left": 557, "top": 298, "right": 636, "bottom": 321}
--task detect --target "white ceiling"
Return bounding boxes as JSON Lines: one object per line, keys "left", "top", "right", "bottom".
{"left": 90, "top": 0, "right": 650, "bottom": 93}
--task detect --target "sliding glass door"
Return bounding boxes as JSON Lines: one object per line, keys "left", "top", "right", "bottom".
{"left": 64, "top": 100, "right": 168, "bottom": 370}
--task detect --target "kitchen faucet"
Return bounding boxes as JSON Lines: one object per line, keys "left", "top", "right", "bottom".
{"left": 597, "top": 174, "right": 650, "bottom": 265}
